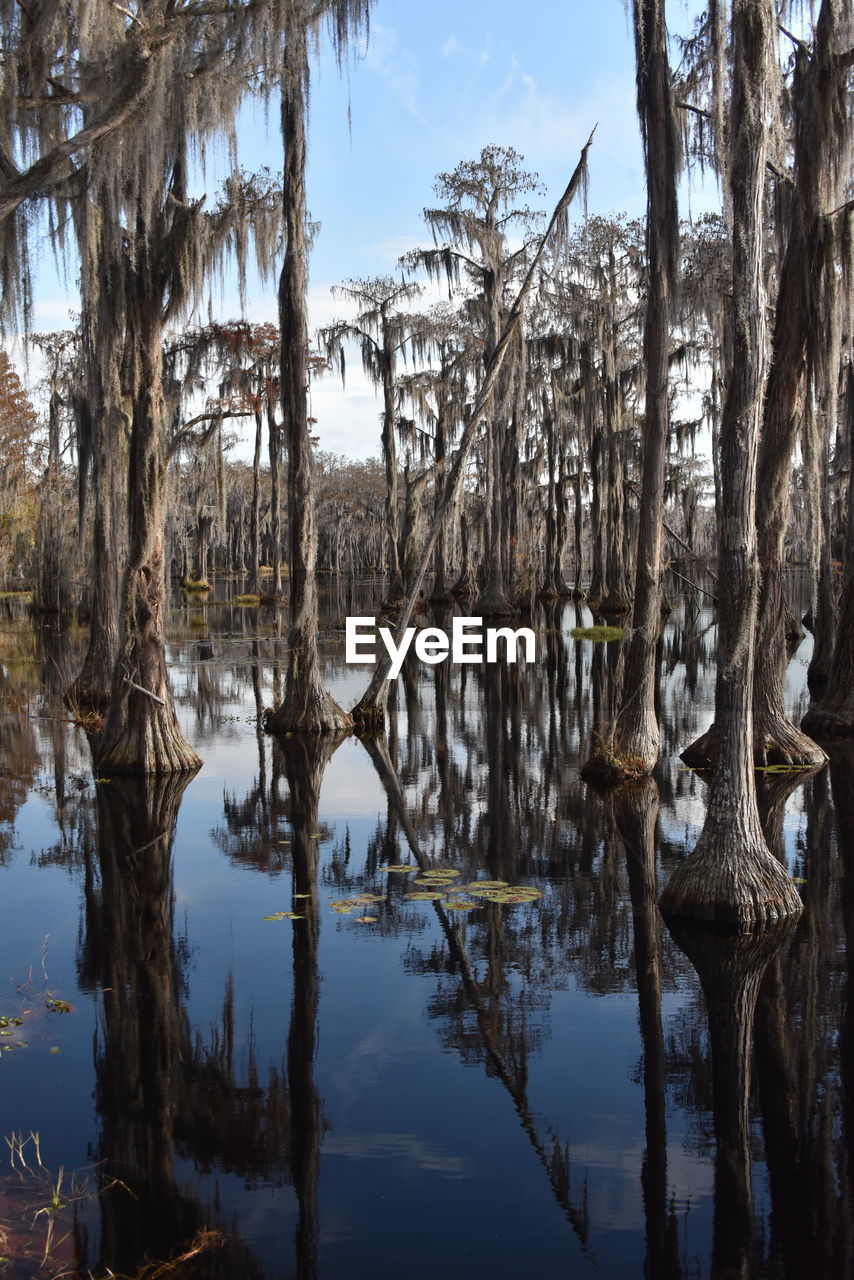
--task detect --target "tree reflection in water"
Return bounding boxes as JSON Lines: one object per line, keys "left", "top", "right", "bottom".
{"left": 7, "top": 591, "right": 854, "bottom": 1278}
{"left": 79, "top": 764, "right": 327, "bottom": 1277}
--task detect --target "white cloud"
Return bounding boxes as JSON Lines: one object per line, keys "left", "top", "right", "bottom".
{"left": 441, "top": 34, "right": 462, "bottom": 57}
{"left": 365, "top": 23, "right": 429, "bottom": 128}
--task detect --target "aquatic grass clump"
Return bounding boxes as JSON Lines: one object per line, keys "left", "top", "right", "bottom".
{"left": 580, "top": 733, "right": 650, "bottom": 787}
{"left": 233, "top": 593, "right": 261, "bottom": 606}
{"left": 570, "top": 625, "right": 625, "bottom": 642}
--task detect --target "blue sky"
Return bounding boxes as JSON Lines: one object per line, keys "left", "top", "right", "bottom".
{"left": 29, "top": 0, "right": 716, "bottom": 460}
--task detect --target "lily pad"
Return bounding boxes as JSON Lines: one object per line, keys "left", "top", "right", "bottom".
{"left": 381, "top": 865, "right": 419, "bottom": 873}
{"left": 405, "top": 891, "right": 444, "bottom": 901}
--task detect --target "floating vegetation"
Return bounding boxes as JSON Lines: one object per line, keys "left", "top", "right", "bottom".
{"left": 380, "top": 864, "right": 419, "bottom": 874}
{"left": 330, "top": 895, "right": 385, "bottom": 915}
{"left": 465, "top": 884, "right": 543, "bottom": 905}
{"left": 44, "top": 997, "right": 73, "bottom": 1014}
{"left": 263, "top": 911, "right": 304, "bottom": 921}
{"left": 233, "top": 593, "right": 261, "bottom": 605}
{"left": 570, "top": 625, "right": 625, "bottom": 642}
{"left": 333, "top": 873, "right": 543, "bottom": 921}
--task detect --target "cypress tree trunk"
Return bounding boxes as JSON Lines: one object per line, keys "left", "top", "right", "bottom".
{"left": 450, "top": 508, "right": 477, "bottom": 598}
{"left": 683, "top": 0, "right": 848, "bottom": 767}
{"left": 67, "top": 308, "right": 123, "bottom": 715}
{"left": 429, "top": 407, "right": 453, "bottom": 603}
{"left": 264, "top": 393, "right": 284, "bottom": 604}
{"left": 806, "top": 411, "right": 838, "bottom": 694}
{"left": 802, "top": 367, "right": 854, "bottom": 735}
{"left": 97, "top": 316, "right": 202, "bottom": 773}
{"left": 381, "top": 348, "right": 404, "bottom": 603}
{"left": 584, "top": 0, "right": 677, "bottom": 781}
{"left": 571, "top": 464, "right": 585, "bottom": 596}
{"left": 249, "top": 406, "right": 263, "bottom": 596}
{"left": 265, "top": 5, "right": 351, "bottom": 735}
{"left": 660, "top": 0, "right": 802, "bottom": 928}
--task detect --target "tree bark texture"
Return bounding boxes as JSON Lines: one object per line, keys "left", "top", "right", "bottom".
{"left": 97, "top": 318, "right": 201, "bottom": 774}
{"left": 660, "top": 0, "right": 802, "bottom": 928}
{"left": 266, "top": 6, "right": 351, "bottom": 735}
{"left": 601, "top": 0, "right": 678, "bottom": 776}
{"left": 803, "top": 367, "right": 854, "bottom": 735}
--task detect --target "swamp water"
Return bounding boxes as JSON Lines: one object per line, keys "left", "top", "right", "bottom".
{"left": 0, "top": 577, "right": 851, "bottom": 1279}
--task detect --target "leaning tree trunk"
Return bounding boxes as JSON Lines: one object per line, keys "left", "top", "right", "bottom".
{"left": 802, "top": 366, "right": 854, "bottom": 735}
{"left": 351, "top": 132, "right": 596, "bottom": 728}
{"left": 265, "top": 7, "right": 351, "bottom": 735}
{"left": 583, "top": 0, "right": 677, "bottom": 782}
{"left": 97, "top": 316, "right": 201, "bottom": 774}
{"left": 660, "top": 0, "right": 802, "bottom": 928}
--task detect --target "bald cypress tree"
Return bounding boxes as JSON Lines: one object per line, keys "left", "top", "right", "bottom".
{"left": 264, "top": 0, "right": 371, "bottom": 735}
{"left": 583, "top": 0, "right": 679, "bottom": 781}
{"left": 320, "top": 275, "right": 423, "bottom": 604}
{"left": 660, "top": 0, "right": 803, "bottom": 928}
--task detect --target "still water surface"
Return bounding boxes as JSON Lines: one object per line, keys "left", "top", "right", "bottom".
{"left": 0, "top": 578, "right": 850, "bottom": 1279}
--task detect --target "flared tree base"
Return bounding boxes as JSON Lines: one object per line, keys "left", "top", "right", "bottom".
{"left": 681, "top": 716, "right": 827, "bottom": 769}
{"left": 96, "top": 706, "right": 202, "bottom": 775}
{"left": 660, "top": 820, "right": 803, "bottom": 930}
{"left": 474, "top": 585, "right": 515, "bottom": 617}
{"left": 801, "top": 704, "right": 854, "bottom": 738}
{"left": 598, "top": 591, "right": 632, "bottom": 616}
{"left": 265, "top": 683, "right": 353, "bottom": 736}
